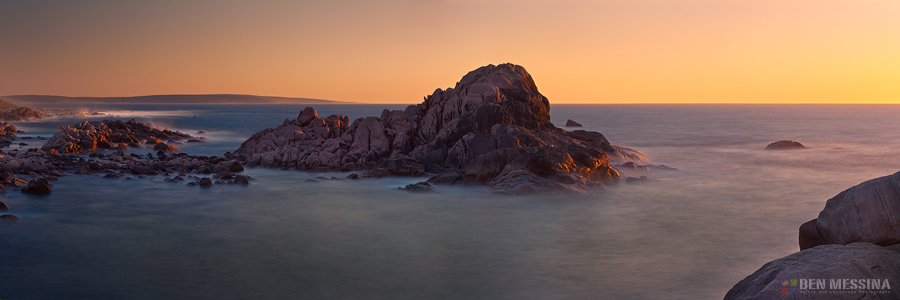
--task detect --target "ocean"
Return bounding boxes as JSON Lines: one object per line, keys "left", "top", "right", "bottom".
{"left": 2, "top": 104, "right": 900, "bottom": 299}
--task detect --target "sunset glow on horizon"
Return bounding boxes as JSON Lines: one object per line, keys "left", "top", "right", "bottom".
{"left": 1, "top": 0, "right": 898, "bottom": 104}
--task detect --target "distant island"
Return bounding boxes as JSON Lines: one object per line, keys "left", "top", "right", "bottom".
{"left": 2, "top": 94, "right": 348, "bottom": 105}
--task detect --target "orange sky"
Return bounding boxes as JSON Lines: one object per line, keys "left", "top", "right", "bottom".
{"left": 0, "top": 0, "right": 897, "bottom": 104}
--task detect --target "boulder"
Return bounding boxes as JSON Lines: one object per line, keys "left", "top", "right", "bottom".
{"left": 198, "top": 178, "right": 213, "bottom": 188}
{"left": 800, "top": 171, "right": 900, "bottom": 249}
{"left": 1, "top": 214, "right": 19, "bottom": 222}
{"left": 765, "top": 140, "right": 806, "bottom": 150}
{"left": 564, "top": 119, "right": 583, "bottom": 127}
{"left": 0, "top": 200, "right": 8, "bottom": 212}
{"left": 725, "top": 243, "right": 900, "bottom": 300}
{"left": 21, "top": 178, "right": 52, "bottom": 194}
{"left": 233, "top": 175, "right": 250, "bottom": 185}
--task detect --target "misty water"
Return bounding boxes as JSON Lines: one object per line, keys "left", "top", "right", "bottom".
{"left": 3, "top": 104, "right": 900, "bottom": 299}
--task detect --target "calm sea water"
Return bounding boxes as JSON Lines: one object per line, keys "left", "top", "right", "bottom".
{"left": 3, "top": 104, "right": 900, "bottom": 300}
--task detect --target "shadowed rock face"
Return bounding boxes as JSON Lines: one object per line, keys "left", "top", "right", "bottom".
{"left": 799, "top": 171, "right": 900, "bottom": 249}
{"left": 236, "top": 63, "right": 646, "bottom": 193}
{"left": 725, "top": 243, "right": 900, "bottom": 300}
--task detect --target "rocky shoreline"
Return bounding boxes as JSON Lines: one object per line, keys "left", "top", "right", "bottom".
{"left": 0, "top": 64, "right": 664, "bottom": 222}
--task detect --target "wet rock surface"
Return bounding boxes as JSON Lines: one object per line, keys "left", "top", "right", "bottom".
{"left": 236, "top": 63, "right": 650, "bottom": 194}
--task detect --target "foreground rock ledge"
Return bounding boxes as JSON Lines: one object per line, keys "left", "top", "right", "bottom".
{"left": 725, "top": 243, "right": 900, "bottom": 300}
{"left": 237, "top": 63, "right": 648, "bottom": 194}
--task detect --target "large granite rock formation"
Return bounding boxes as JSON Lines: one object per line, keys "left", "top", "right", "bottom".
{"left": 725, "top": 243, "right": 900, "bottom": 299}
{"left": 0, "top": 98, "right": 45, "bottom": 121}
{"left": 800, "top": 171, "right": 900, "bottom": 250}
{"left": 237, "top": 63, "right": 646, "bottom": 193}
{"left": 42, "top": 119, "right": 197, "bottom": 154}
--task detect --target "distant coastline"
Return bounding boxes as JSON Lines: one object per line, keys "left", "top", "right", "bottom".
{"left": 2, "top": 94, "right": 350, "bottom": 105}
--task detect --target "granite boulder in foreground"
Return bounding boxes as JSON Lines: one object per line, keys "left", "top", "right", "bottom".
{"left": 728, "top": 171, "right": 900, "bottom": 299}
{"left": 800, "top": 171, "right": 900, "bottom": 249}
{"left": 725, "top": 243, "right": 900, "bottom": 299}
{"left": 236, "top": 63, "right": 647, "bottom": 194}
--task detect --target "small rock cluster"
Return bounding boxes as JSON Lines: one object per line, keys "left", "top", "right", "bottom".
{"left": 41, "top": 119, "right": 202, "bottom": 154}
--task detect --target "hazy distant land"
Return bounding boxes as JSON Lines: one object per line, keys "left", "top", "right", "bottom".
{"left": 2, "top": 94, "right": 347, "bottom": 105}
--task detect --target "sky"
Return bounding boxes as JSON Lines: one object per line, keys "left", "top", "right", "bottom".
{"left": 0, "top": 0, "right": 898, "bottom": 104}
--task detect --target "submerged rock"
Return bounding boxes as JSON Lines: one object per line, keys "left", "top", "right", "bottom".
{"left": 399, "top": 181, "right": 436, "bottom": 193}
{"left": 725, "top": 243, "right": 900, "bottom": 300}
{"left": 236, "top": 64, "right": 648, "bottom": 194}
{"left": 1, "top": 214, "right": 19, "bottom": 222}
{"left": 765, "top": 140, "right": 806, "bottom": 150}
{"left": 0, "top": 200, "right": 8, "bottom": 212}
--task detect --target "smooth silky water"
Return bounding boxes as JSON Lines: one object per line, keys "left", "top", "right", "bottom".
{"left": 3, "top": 104, "right": 900, "bottom": 299}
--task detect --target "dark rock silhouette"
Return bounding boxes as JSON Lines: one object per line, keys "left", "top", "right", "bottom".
{"left": 399, "top": 181, "right": 436, "bottom": 193}
{"left": 0, "top": 201, "right": 8, "bottom": 212}
{"left": 21, "top": 178, "right": 52, "bottom": 194}
{"left": 564, "top": 119, "right": 583, "bottom": 127}
{"left": 765, "top": 140, "right": 806, "bottom": 150}
{"left": 1, "top": 214, "right": 19, "bottom": 222}
{"left": 237, "top": 63, "right": 647, "bottom": 194}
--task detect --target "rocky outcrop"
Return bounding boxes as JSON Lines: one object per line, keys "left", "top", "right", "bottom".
{"left": 237, "top": 64, "right": 647, "bottom": 194}
{"left": 0, "top": 201, "right": 8, "bottom": 212}
{"left": 765, "top": 140, "right": 806, "bottom": 150}
{"left": 725, "top": 243, "right": 900, "bottom": 299}
{"left": 799, "top": 171, "right": 900, "bottom": 250}
{"left": 42, "top": 119, "right": 197, "bottom": 154}
{"left": 1, "top": 214, "right": 18, "bottom": 222}
{"left": 564, "top": 119, "right": 582, "bottom": 127}
{"left": 0, "top": 106, "right": 44, "bottom": 122}
{"left": 0, "top": 122, "right": 18, "bottom": 148}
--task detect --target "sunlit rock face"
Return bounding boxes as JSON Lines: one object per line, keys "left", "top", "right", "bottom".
{"left": 800, "top": 171, "right": 900, "bottom": 250}
{"left": 236, "top": 63, "right": 647, "bottom": 194}
{"left": 42, "top": 119, "right": 196, "bottom": 154}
